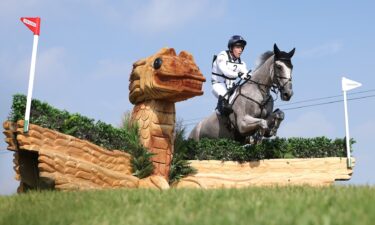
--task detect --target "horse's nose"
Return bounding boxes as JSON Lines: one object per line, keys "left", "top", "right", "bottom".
{"left": 282, "top": 91, "right": 293, "bottom": 101}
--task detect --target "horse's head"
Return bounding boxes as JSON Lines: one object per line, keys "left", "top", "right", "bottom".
{"left": 273, "top": 44, "right": 295, "bottom": 101}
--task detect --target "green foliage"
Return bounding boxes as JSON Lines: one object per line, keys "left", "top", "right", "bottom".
{"left": 183, "top": 136, "right": 355, "bottom": 162}
{"left": 1, "top": 187, "right": 374, "bottom": 225}
{"left": 169, "top": 120, "right": 197, "bottom": 184}
{"left": 9, "top": 94, "right": 154, "bottom": 178}
{"left": 184, "top": 138, "right": 251, "bottom": 162}
{"left": 121, "top": 114, "right": 154, "bottom": 179}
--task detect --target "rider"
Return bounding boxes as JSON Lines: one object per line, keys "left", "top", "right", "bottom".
{"left": 212, "top": 35, "right": 252, "bottom": 116}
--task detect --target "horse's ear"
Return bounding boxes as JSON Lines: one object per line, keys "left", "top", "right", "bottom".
{"left": 288, "top": 48, "right": 296, "bottom": 58}
{"left": 274, "top": 43, "right": 281, "bottom": 57}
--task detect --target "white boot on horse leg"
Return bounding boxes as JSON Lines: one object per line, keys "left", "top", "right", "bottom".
{"left": 264, "top": 109, "right": 285, "bottom": 137}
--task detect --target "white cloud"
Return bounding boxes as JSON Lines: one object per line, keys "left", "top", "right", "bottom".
{"left": 128, "top": 0, "right": 226, "bottom": 33}
{"left": 1, "top": 46, "right": 68, "bottom": 83}
{"left": 0, "top": 1, "right": 226, "bottom": 35}
{"left": 278, "top": 111, "right": 336, "bottom": 138}
{"left": 352, "top": 119, "right": 375, "bottom": 143}
{"left": 0, "top": 0, "right": 50, "bottom": 20}
{"left": 37, "top": 47, "right": 68, "bottom": 79}
{"left": 299, "top": 41, "right": 343, "bottom": 58}
{"left": 90, "top": 59, "right": 131, "bottom": 80}
{"left": 346, "top": 119, "right": 375, "bottom": 185}
{"left": 0, "top": 153, "right": 19, "bottom": 195}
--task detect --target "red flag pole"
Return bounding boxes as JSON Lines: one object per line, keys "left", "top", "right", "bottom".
{"left": 20, "top": 17, "right": 41, "bottom": 132}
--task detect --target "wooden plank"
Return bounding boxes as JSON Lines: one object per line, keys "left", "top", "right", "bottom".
{"left": 173, "top": 158, "right": 354, "bottom": 188}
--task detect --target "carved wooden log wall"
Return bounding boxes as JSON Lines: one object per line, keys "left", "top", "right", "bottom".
{"left": 3, "top": 120, "right": 354, "bottom": 191}
{"left": 3, "top": 121, "right": 169, "bottom": 191}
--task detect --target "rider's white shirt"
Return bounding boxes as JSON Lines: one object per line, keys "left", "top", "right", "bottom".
{"left": 212, "top": 50, "right": 248, "bottom": 97}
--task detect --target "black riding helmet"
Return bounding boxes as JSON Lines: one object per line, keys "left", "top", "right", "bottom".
{"left": 227, "top": 35, "right": 247, "bottom": 50}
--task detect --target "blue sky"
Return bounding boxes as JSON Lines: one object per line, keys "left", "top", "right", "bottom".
{"left": 1, "top": 0, "right": 375, "bottom": 194}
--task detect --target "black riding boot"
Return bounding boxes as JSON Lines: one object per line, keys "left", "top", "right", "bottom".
{"left": 217, "top": 96, "right": 233, "bottom": 116}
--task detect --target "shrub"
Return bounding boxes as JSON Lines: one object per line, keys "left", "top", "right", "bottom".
{"left": 120, "top": 113, "right": 154, "bottom": 179}
{"left": 169, "top": 119, "right": 197, "bottom": 184}
{"left": 183, "top": 136, "right": 355, "bottom": 162}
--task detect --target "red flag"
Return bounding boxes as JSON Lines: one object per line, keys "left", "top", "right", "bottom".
{"left": 20, "top": 17, "right": 41, "bottom": 35}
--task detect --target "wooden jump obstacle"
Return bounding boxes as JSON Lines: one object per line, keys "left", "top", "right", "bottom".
{"left": 3, "top": 121, "right": 354, "bottom": 192}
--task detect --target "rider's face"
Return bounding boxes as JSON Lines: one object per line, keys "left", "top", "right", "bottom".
{"left": 232, "top": 45, "right": 243, "bottom": 59}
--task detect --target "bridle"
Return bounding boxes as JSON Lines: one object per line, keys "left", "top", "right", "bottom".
{"left": 272, "top": 58, "right": 293, "bottom": 95}
{"left": 229, "top": 56, "right": 293, "bottom": 105}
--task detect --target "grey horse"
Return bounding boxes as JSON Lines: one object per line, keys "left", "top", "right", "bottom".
{"left": 189, "top": 44, "right": 295, "bottom": 143}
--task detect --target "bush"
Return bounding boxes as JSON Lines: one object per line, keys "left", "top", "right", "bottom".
{"left": 169, "top": 120, "right": 197, "bottom": 184}
{"left": 120, "top": 113, "right": 154, "bottom": 179}
{"left": 10, "top": 94, "right": 128, "bottom": 150}
{"left": 182, "top": 136, "right": 354, "bottom": 162}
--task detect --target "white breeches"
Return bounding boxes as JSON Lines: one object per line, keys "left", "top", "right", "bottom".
{"left": 212, "top": 83, "right": 228, "bottom": 99}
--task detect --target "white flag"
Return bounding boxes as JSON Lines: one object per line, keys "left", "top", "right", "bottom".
{"left": 342, "top": 77, "right": 362, "bottom": 91}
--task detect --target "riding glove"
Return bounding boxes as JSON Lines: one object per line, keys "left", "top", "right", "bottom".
{"left": 238, "top": 71, "right": 252, "bottom": 80}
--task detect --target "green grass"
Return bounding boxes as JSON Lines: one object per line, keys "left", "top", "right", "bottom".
{"left": 0, "top": 186, "right": 374, "bottom": 225}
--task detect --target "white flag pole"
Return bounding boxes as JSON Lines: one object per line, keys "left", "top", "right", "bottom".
{"left": 342, "top": 89, "right": 352, "bottom": 168}
{"left": 341, "top": 77, "right": 361, "bottom": 168}
{"left": 24, "top": 34, "right": 39, "bottom": 133}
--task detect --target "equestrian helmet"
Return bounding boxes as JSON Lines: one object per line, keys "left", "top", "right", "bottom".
{"left": 228, "top": 35, "right": 247, "bottom": 50}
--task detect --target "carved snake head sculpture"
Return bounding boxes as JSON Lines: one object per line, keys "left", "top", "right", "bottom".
{"left": 129, "top": 48, "right": 206, "bottom": 104}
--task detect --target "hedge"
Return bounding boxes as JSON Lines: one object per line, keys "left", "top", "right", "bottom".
{"left": 10, "top": 94, "right": 130, "bottom": 151}
{"left": 183, "top": 137, "right": 354, "bottom": 162}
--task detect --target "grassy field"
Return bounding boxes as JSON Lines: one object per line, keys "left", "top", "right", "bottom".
{"left": 0, "top": 186, "right": 374, "bottom": 225}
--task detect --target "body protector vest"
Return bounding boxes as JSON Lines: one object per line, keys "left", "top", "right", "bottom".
{"left": 212, "top": 50, "right": 248, "bottom": 89}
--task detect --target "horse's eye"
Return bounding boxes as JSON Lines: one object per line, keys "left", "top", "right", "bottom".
{"left": 153, "top": 58, "right": 162, "bottom": 69}
{"left": 277, "top": 65, "right": 282, "bottom": 70}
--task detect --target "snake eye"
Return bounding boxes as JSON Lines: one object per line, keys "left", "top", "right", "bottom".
{"left": 153, "top": 58, "right": 162, "bottom": 69}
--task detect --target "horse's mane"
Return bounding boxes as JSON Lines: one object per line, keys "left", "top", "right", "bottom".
{"left": 253, "top": 51, "right": 274, "bottom": 71}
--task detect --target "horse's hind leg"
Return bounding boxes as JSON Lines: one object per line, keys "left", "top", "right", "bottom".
{"left": 264, "top": 109, "right": 285, "bottom": 137}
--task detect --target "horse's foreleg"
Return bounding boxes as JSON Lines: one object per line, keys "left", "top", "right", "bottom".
{"left": 264, "top": 109, "right": 285, "bottom": 137}
{"left": 237, "top": 115, "right": 268, "bottom": 136}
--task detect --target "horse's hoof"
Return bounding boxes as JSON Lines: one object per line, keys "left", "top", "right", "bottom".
{"left": 269, "top": 130, "right": 277, "bottom": 137}
{"left": 242, "top": 143, "right": 251, "bottom": 148}
{"left": 275, "top": 111, "right": 285, "bottom": 120}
